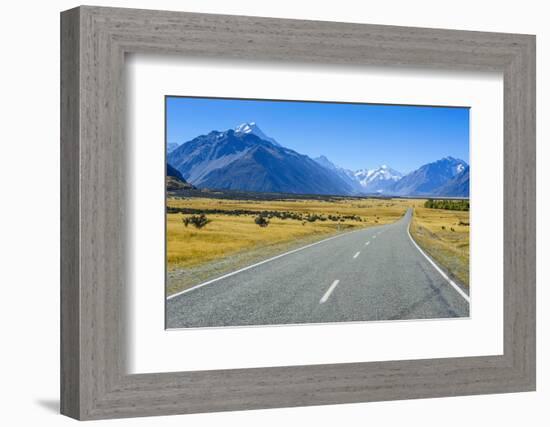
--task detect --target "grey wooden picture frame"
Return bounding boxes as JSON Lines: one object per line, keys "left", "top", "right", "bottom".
{"left": 60, "top": 5, "right": 536, "bottom": 420}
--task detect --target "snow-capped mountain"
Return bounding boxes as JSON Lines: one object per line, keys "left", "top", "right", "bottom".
{"left": 234, "top": 122, "right": 280, "bottom": 146}
{"left": 167, "top": 125, "right": 356, "bottom": 195}
{"left": 354, "top": 165, "right": 403, "bottom": 193}
{"left": 391, "top": 156, "right": 468, "bottom": 196}
{"left": 168, "top": 123, "right": 469, "bottom": 197}
{"left": 314, "top": 156, "right": 469, "bottom": 197}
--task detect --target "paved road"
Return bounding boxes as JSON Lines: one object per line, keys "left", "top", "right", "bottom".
{"left": 166, "top": 209, "right": 469, "bottom": 328}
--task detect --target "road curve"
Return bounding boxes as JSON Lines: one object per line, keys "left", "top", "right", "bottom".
{"left": 166, "top": 209, "right": 469, "bottom": 328}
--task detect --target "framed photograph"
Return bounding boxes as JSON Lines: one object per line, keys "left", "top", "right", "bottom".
{"left": 61, "top": 6, "right": 536, "bottom": 420}
{"left": 164, "top": 97, "right": 471, "bottom": 328}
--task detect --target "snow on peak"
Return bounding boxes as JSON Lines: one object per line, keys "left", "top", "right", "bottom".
{"left": 354, "top": 165, "right": 403, "bottom": 188}
{"left": 234, "top": 122, "right": 256, "bottom": 134}
{"left": 234, "top": 122, "right": 280, "bottom": 146}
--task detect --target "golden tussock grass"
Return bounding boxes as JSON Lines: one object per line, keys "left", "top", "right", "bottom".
{"left": 410, "top": 204, "right": 470, "bottom": 287}
{"left": 166, "top": 196, "right": 469, "bottom": 295}
{"left": 167, "top": 197, "right": 412, "bottom": 271}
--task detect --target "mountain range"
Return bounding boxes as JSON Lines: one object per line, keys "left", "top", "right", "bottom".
{"left": 390, "top": 157, "right": 467, "bottom": 196}
{"left": 353, "top": 165, "right": 403, "bottom": 194}
{"left": 168, "top": 122, "right": 469, "bottom": 197}
{"left": 312, "top": 155, "right": 365, "bottom": 194}
{"left": 167, "top": 124, "right": 356, "bottom": 195}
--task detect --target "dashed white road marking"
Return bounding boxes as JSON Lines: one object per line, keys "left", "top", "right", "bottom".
{"left": 320, "top": 280, "right": 340, "bottom": 304}
{"left": 353, "top": 251, "right": 361, "bottom": 259}
{"left": 365, "top": 241, "right": 370, "bottom": 246}
{"left": 373, "top": 235, "right": 377, "bottom": 239}
{"left": 167, "top": 226, "right": 366, "bottom": 300}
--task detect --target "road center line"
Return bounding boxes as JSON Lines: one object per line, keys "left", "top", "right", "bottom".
{"left": 167, "top": 225, "right": 368, "bottom": 300}
{"left": 353, "top": 251, "right": 361, "bottom": 259}
{"left": 320, "top": 280, "right": 340, "bottom": 304}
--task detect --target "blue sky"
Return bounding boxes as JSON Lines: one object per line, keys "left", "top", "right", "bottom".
{"left": 166, "top": 96, "right": 469, "bottom": 173}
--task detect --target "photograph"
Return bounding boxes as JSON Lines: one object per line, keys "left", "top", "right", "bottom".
{"left": 165, "top": 96, "right": 471, "bottom": 328}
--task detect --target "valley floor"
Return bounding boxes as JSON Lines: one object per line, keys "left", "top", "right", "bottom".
{"left": 166, "top": 196, "right": 411, "bottom": 295}
{"left": 166, "top": 194, "right": 470, "bottom": 297}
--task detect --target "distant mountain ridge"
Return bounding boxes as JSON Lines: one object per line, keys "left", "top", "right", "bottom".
{"left": 390, "top": 157, "right": 468, "bottom": 196}
{"left": 432, "top": 164, "right": 470, "bottom": 197}
{"left": 313, "top": 155, "right": 365, "bottom": 194}
{"left": 168, "top": 124, "right": 356, "bottom": 195}
{"left": 166, "top": 163, "right": 194, "bottom": 190}
{"left": 168, "top": 122, "right": 469, "bottom": 197}
{"left": 354, "top": 165, "right": 403, "bottom": 194}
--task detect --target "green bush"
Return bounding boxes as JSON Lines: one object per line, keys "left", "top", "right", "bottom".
{"left": 424, "top": 199, "right": 469, "bottom": 211}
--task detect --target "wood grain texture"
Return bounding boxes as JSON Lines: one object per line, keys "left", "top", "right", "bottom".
{"left": 60, "top": 7, "right": 80, "bottom": 419}
{"left": 60, "top": 6, "right": 536, "bottom": 420}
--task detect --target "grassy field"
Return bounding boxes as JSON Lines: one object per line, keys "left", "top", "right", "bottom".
{"left": 166, "top": 196, "right": 413, "bottom": 294}
{"left": 409, "top": 203, "right": 470, "bottom": 287}
{"left": 166, "top": 194, "right": 470, "bottom": 295}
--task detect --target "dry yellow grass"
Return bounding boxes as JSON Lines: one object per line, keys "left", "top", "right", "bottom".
{"left": 168, "top": 197, "right": 413, "bottom": 219}
{"left": 168, "top": 213, "right": 350, "bottom": 269}
{"left": 166, "top": 196, "right": 472, "bottom": 295}
{"left": 410, "top": 204, "right": 470, "bottom": 287}
{"left": 166, "top": 196, "right": 418, "bottom": 295}
{"left": 166, "top": 197, "right": 413, "bottom": 271}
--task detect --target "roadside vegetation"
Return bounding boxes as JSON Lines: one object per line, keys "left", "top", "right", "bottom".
{"left": 182, "top": 213, "right": 211, "bottom": 229}
{"left": 424, "top": 199, "right": 469, "bottom": 211}
{"left": 166, "top": 196, "right": 414, "bottom": 295}
{"left": 410, "top": 202, "right": 470, "bottom": 287}
{"left": 167, "top": 195, "right": 470, "bottom": 295}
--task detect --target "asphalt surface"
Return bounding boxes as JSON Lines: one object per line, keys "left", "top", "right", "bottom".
{"left": 166, "top": 209, "right": 470, "bottom": 328}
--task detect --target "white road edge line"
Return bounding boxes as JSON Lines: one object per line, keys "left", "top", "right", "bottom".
{"left": 353, "top": 251, "right": 361, "bottom": 259}
{"left": 320, "top": 280, "right": 340, "bottom": 304}
{"left": 167, "top": 227, "right": 367, "bottom": 300}
{"left": 406, "top": 214, "right": 470, "bottom": 303}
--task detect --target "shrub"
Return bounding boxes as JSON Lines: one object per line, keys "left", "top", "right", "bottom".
{"left": 182, "top": 213, "right": 211, "bottom": 229}
{"left": 254, "top": 215, "right": 270, "bottom": 227}
{"left": 424, "top": 199, "right": 469, "bottom": 211}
